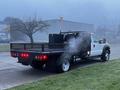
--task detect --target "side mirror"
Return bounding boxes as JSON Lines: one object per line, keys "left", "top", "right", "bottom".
{"left": 99, "top": 40, "right": 102, "bottom": 44}
{"left": 103, "top": 38, "right": 106, "bottom": 43}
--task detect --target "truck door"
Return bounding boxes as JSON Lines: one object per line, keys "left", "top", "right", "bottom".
{"left": 91, "top": 34, "right": 104, "bottom": 56}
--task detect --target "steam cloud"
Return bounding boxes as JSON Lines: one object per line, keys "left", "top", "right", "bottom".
{"left": 61, "top": 32, "right": 90, "bottom": 61}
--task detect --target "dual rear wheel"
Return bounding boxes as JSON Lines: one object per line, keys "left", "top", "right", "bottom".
{"left": 56, "top": 58, "right": 70, "bottom": 73}
{"left": 31, "top": 56, "right": 71, "bottom": 72}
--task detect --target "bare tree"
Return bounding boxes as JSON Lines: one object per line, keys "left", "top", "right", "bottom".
{"left": 4, "top": 17, "right": 49, "bottom": 43}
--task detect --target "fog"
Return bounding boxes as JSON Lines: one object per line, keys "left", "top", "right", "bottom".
{"left": 0, "top": 0, "right": 120, "bottom": 25}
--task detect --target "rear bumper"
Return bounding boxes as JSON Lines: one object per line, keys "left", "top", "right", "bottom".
{"left": 18, "top": 57, "right": 47, "bottom": 66}
{"left": 10, "top": 50, "right": 61, "bottom": 66}
{"left": 18, "top": 57, "right": 31, "bottom": 65}
{"left": 10, "top": 51, "right": 19, "bottom": 58}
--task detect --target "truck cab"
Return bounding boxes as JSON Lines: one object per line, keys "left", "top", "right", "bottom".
{"left": 89, "top": 34, "right": 110, "bottom": 63}
{"left": 91, "top": 34, "right": 108, "bottom": 56}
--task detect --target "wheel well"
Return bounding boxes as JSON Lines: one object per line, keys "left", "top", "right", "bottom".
{"left": 103, "top": 46, "right": 110, "bottom": 54}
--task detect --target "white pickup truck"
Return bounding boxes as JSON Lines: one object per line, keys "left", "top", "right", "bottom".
{"left": 10, "top": 31, "right": 111, "bottom": 73}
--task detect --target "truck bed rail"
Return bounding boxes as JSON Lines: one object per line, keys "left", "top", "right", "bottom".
{"left": 10, "top": 43, "right": 66, "bottom": 52}
{"left": 10, "top": 43, "right": 48, "bottom": 51}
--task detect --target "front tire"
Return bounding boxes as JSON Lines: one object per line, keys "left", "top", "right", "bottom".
{"left": 101, "top": 49, "right": 110, "bottom": 62}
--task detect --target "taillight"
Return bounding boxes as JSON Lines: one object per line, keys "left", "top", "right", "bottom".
{"left": 35, "top": 55, "right": 48, "bottom": 61}
{"left": 20, "top": 53, "right": 29, "bottom": 59}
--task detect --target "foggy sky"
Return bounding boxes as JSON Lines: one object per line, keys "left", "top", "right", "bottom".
{"left": 0, "top": 0, "right": 120, "bottom": 25}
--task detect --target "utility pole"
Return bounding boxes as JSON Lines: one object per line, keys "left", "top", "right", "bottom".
{"left": 60, "top": 17, "right": 64, "bottom": 33}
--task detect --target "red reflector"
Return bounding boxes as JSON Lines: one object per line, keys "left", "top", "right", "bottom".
{"left": 20, "top": 53, "right": 29, "bottom": 59}
{"left": 11, "top": 52, "right": 18, "bottom": 57}
{"left": 43, "top": 55, "right": 48, "bottom": 60}
{"left": 35, "top": 55, "right": 48, "bottom": 61}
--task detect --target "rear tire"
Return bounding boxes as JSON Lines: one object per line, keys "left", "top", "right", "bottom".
{"left": 56, "top": 57, "right": 71, "bottom": 73}
{"left": 101, "top": 49, "right": 110, "bottom": 62}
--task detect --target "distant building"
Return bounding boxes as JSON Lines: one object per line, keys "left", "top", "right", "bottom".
{"left": 33, "top": 19, "right": 95, "bottom": 42}
{"left": 45, "top": 19, "right": 95, "bottom": 33}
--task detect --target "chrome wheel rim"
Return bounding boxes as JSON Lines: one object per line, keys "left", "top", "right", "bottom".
{"left": 62, "top": 60, "right": 70, "bottom": 72}
{"left": 105, "top": 52, "right": 110, "bottom": 60}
